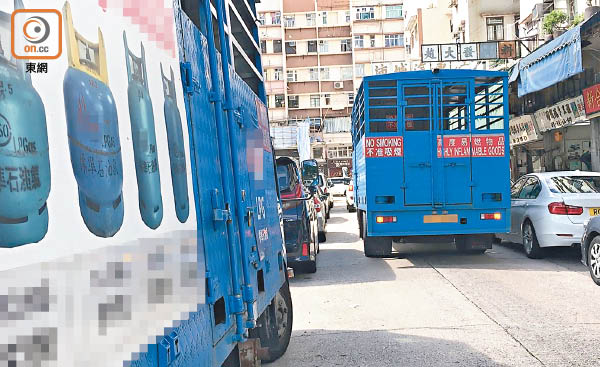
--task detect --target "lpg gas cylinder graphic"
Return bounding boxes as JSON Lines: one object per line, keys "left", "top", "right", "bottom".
{"left": 124, "top": 32, "right": 163, "bottom": 229}
{"left": 161, "top": 63, "right": 189, "bottom": 223}
{"left": 62, "top": 2, "right": 124, "bottom": 237}
{"left": 0, "top": 0, "right": 51, "bottom": 247}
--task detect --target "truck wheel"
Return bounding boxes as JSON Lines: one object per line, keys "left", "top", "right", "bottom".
{"left": 249, "top": 279, "right": 293, "bottom": 363}
{"left": 523, "top": 221, "right": 543, "bottom": 259}
{"left": 358, "top": 211, "right": 364, "bottom": 239}
{"left": 362, "top": 212, "right": 392, "bottom": 257}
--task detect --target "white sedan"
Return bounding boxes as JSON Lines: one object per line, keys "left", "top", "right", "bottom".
{"left": 497, "top": 171, "right": 600, "bottom": 259}
{"left": 327, "top": 177, "right": 350, "bottom": 197}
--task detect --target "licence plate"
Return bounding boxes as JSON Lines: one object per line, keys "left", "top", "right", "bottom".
{"left": 590, "top": 208, "right": 600, "bottom": 216}
{"left": 423, "top": 214, "right": 458, "bottom": 224}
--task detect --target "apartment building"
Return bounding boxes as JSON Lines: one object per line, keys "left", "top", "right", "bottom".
{"left": 257, "top": 0, "right": 406, "bottom": 177}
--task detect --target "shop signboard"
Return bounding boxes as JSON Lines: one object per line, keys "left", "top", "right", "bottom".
{"left": 509, "top": 114, "right": 541, "bottom": 147}
{"left": 533, "top": 95, "right": 586, "bottom": 132}
{"left": 583, "top": 83, "right": 600, "bottom": 119}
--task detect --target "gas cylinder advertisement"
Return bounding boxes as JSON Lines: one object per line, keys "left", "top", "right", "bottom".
{"left": 0, "top": 1, "right": 203, "bottom": 366}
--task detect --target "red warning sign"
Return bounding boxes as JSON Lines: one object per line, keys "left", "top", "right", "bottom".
{"left": 365, "top": 136, "right": 403, "bottom": 158}
{"left": 437, "top": 134, "right": 505, "bottom": 158}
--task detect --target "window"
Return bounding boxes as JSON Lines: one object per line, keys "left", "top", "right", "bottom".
{"left": 319, "top": 40, "right": 329, "bottom": 52}
{"left": 384, "top": 34, "right": 403, "bottom": 47}
{"left": 273, "top": 68, "right": 282, "bottom": 80}
{"left": 322, "top": 11, "right": 328, "bottom": 25}
{"left": 272, "top": 11, "right": 281, "bottom": 25}
{"left": 320, "top": 67, "right": 330, "bottom": 79}
{"left": 355, "top": 64, "right": 364, "bottom": 77}
{"left": 548, "top": 176, "right": 600, "bottom": 194}
{"left": 260, "top": 40, "right": 266, "bottom": 54}
{"left": 309, "top": 68, "right": 319, "bottom": 80}
{"left": 519, "top": 178, "right": 541, "bottom": 199}
{"left": 310, "top": 94, "right": 320, "bottom": 107}
{"left": 275, "top": 94, "right": 285, "bottom": 107}
{"left": 308, "top": 40, "right": 317, "bottom": 53}
{"left": 306, "top": 13, "right": 316, "bottom": 26}
{"left": 285, "top": 41, "right": 296, "bottom": 54}
{"left": 370, "top": 35, "right": 375, "bottom": 47}
{"left": 348, "top": 93, "right": 354, "bottom": 105}
{"left": 327, "top": 146, "right": 352, "bottom": 158}
{"left": 346, "top": 11, "right": 351, "bottom": 23}
{"left": 386, "top": 5, "right": 403, "bottom": 18}
{"left": 286, "top": 70, "right": 297, "bottom": 82}
{"left": 341, "top": 39, "right": 352, "bottom": 52}
{"left": 356, "top": 7, "right": 375, "bottom": 20}
{"left": 288, "top": 95, "right": 299, "bottom": 108}
{"left": 324, "top": 94, "right": 331, "bottom": 105}
{"left": 284, "top": 15, "right": 295, "bottom": 27}
{"left": 273, "top": 39, "right": 282, "bottom": 53}
{"left": 486, "top": 17, "right": 504, "bottom": 41}
{"left": 258, "top": 13, "right": 265, "bottom": 25}
{"left": 341, "top": 66, "right": 353, "bottom": 80}
{"left": 354, "top": 35, "right": 364, "bottom": 48}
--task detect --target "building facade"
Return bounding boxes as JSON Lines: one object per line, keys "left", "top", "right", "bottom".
{"left": 257, "top": 0, "right": 406, "bottom": 177}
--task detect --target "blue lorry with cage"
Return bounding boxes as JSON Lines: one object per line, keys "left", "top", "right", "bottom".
{"left": 0, "top": 0, "right": 295, "bottom": 366}
{"left": 351, "top": 70, "right": 511, "bottom": 257}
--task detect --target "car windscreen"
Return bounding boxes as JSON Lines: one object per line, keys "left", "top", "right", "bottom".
{"left": 277, "top": 165, "right": 291, "bottom": 192}
{"left": 343, "top": 178, "right": 351, "bottom": 185}
{"left": 547, "top": 176, "right": 600, "bottom": 194}
{"left": 330, "top": 178, "right": 345, "bottom": 184}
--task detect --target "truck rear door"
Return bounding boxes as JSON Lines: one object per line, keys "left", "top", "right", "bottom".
{"left": 401, "top": 80, "right": 473, "bottom": 207}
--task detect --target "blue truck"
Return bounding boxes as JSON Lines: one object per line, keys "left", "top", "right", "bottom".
{"left": 0, "top": 0, "right": 295, "bottom": 366}
{"left": 352, "top": 70, "right": 511, "bottom": 257}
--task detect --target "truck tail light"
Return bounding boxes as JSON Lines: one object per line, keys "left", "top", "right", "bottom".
{"left": 376, "top": 216, "right": 396, "bottom": 223}
{"left": 480, "top": 213, "right": 502, "bottom": 220}
{"left": 548, "top": 202, "right": 583, "bottom": 215}
{"left": 302, "top": 242, "right": 309, "bottom": 256}
{"left": 348, "top": 184, "right": 354, "bottom": 192}
{"left": 313, "top": 197, "right": 321, "bottom": 212}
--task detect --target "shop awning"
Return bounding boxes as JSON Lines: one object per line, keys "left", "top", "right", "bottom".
{"left": 510, "top": 26, "right": 582, "bottom": 97}
{"left": 510, "top": 11, "right": 600, "bottom": 97}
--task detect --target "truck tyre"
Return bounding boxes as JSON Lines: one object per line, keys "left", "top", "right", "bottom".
{"left": 362, "top": 212, "right": 392, "bottom": 257}
{"left": 358, "top": 210, "right": 364, "bottom": 239}
{"left": 249, "top": 279, "right": 293, "bottom": 363}
{"left": 523, "top": 221, "right": 543, "bottom": 259}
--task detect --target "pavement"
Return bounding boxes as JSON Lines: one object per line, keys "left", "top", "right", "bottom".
{"left": 272, "top": 199, "right": 600, "bottom": 367}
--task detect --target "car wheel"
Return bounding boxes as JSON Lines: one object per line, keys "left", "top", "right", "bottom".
{"left": 318, "top": 231, "right": 326, "bottom": 243}
{"left": 249, "top": 279, "right": 293, "bottom": 363}
{"left": 588, "top": 236, "right": 600, "bottom": 286}
{"left": 522, "top": 221, "right": 543, "bottom": 259}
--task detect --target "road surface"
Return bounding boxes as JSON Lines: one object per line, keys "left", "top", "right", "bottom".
{"left": 273, "top": 199, "right": 600, "bottom": 367}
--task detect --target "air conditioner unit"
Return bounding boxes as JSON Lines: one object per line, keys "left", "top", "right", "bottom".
{"left": 333, "top": 81, "right": 343, "bottom": 89}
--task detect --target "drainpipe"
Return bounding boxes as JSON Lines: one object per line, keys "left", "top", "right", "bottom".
{"left": 202, "top": 0, "right": 246, "bottom": 342}
{"left": 215, "top": 0, "right": 258, "bottom": 330}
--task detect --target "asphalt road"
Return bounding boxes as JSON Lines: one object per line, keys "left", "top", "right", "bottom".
{"left": 272, "top": 198, "right": 600, "bottom": 367}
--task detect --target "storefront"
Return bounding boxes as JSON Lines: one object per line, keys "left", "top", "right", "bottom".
{"left": 327, "top": 158, "right": 352, "bottom": 178}
{"left": 509, "top": 114, "right": 543, "bottom": 178}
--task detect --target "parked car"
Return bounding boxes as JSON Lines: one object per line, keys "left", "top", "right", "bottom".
{"left": 346, "top": 181, "right": 356, "bottom": 212}
{"left": 313, "top": 186, "right": 327, "bottom": 242}
{"left": 328, "top": 177, "right": 350, "bottom": 197}
{"left": 276, "top": 157, "right": 320, "bottom": 273}
{"left": 581, "top": 216, "right": 600, "bottom": 286}
{"left": 497, "top": 171, "right": 600, "bottom": 259}
{"left": 318, "top": 173, "right": 333, "bottom": 217}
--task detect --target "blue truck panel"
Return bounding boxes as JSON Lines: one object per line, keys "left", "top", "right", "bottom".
{"left": 0, "top": 0, "right": 290, "bottom": 366}
{"left": 352, "top": 70, "right": 511, "bottom": 253}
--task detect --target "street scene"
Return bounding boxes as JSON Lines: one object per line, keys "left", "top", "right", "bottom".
{"left": 3, "top": 0, "right": 600, "bottom": 366}
{"left": 275, "top": 199, "right": 600, "bottom": 367}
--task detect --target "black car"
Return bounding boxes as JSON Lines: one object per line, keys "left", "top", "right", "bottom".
{"left": 581, "top": 216, "right": 600, "bottom": 285}
{"left": 276, "top": 157, "right": 320, "bottom": 273}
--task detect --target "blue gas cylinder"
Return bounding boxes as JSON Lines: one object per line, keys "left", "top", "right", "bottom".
{"left": 161, "top": 63, "right": 189, "bottom": 223}
{"left": 124, "top": 32, "right": 163, "bottom": 229}
{"left": 0, "top": 2, "right": 51, "bottom": 247}
{"left": 63, "top": 3, "right": 123, "bottom": 237}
